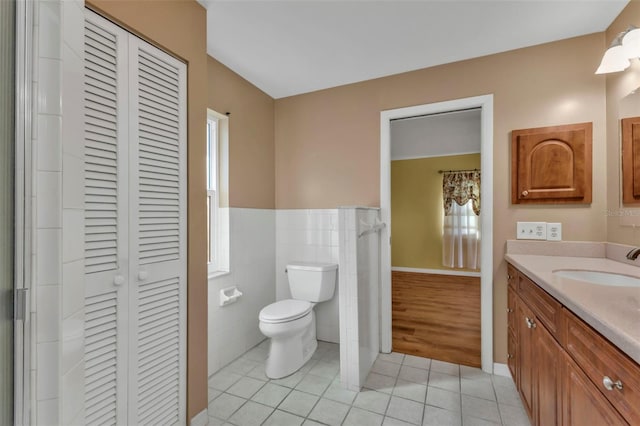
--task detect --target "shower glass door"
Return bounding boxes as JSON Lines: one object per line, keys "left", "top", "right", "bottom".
{"left": 0, "top": 0, "right": 15, "bottom": 423}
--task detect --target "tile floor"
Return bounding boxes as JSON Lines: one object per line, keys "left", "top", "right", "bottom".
{"left": 208, "top": 341, "right": 530, "bottom": 426}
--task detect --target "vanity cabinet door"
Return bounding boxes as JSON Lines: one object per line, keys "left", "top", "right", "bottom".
{"left": 517, "top": 297, "right": 535, "bottom": 419}
{"left": 534, "top": 320, "right": 562, "bottom": 426}
{"left": 507, "top": 286, "right": 518, "bottom": 384}
{"left": 511, "top": 122, "right": 592, "bottom": 204}
{"left": 562, "top": 352, "right": 628, "bottom": 426}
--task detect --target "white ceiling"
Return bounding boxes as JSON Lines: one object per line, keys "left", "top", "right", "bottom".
{"left": 198, "top": 0, "right": 628, "bottom": 99}
{"left": 391, "top": 109, "right": 481, "bottom": 160}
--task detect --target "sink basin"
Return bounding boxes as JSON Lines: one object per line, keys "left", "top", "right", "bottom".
{"left": 553, "top": 270, "right": 640, "bottom": 287}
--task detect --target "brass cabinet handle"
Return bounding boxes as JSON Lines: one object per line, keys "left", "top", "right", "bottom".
{"left": 602, "top": 376, "right": 623, "bottom": 391}
{"left": 522, "top": 190, "right": 529, "bottom": 197}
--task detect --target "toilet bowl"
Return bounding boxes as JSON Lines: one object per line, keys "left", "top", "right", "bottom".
{"left": 259, "top": 262, "right": 337, "bottom": 379}
{"left": 259, "top": 300, "right": 316, "bottom": 378}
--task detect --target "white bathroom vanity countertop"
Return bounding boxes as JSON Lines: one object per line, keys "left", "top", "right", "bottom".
{"left": 505, "top": 253, "right": 640, "bottom": 365}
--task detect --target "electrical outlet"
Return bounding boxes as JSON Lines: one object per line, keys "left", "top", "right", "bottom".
{"left": 516, "top": 222, "right": 547, "bottom": 240}
{"left": 547, "top": 223, "right": 562, "bottom": 241}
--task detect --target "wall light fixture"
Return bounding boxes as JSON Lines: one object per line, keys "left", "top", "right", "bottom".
{"left": 596, "top": 26, "right": 640, "bottom": 74}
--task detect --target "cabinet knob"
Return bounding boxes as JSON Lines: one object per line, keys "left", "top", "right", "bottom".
{"left": 521, "top": 190, "right": 529, "bottom": 197}
{"left": 507, "top": 308, "right": 513, "bottom": 313}
{"left": 525, "top": 317, "right": 536, "bottom": 329}
{"left": 602, "top": 376, "right": 623, "bottom": 391}
{"left": 138, "top": 271, "right": 149, "bottom": 281}
{"left": 113, "top": 275, "right": 125, "bottom": 286}
{"left": 507, "top": 353, "right": 513, "bottom": 359}
{"left": 507, "top": 274, "right": 513, "bottom": 280}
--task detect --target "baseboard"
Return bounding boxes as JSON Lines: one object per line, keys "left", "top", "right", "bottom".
{"left": 493, "top": 362, "right": 512, "bottom": 378}
{"left": 391, "top": 266, "right": 481, "bottom": 277}
{"left": 190, "top": 408, "right": 208, "bottom": 426}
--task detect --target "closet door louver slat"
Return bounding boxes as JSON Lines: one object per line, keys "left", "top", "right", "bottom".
{"left": 129, "top": 37, "right": 186, "bottom": 426}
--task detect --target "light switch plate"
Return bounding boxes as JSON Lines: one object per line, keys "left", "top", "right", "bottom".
{"left": 516, "top": 222, "right": 547, "bottom": 240}
{"left": 547, "top": 223, "right": 562, "bottom": 241}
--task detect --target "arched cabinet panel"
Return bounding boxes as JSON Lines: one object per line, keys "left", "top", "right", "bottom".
{"left": 511, "top": 122, "right": 592, "bottom": 204}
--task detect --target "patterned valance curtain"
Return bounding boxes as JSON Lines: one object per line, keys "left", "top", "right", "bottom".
{"left": 442, "top": 170, "right": 481, "bottom": 270}
{"left": 442, "top": 170, "right": 481, "bottom": 216}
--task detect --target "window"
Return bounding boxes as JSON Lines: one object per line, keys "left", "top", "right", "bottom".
{"left": 441, "top": 170, "right": 481, "bottom": 269}
{"left": 207, "top": 116, "right": 218, "bottom": 266}
{"left": 207, "top": 110, "right": 229, "bottom": 276}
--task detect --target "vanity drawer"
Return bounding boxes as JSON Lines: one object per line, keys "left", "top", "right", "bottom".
{"left": 517, "top": 273, "right": 562, "bottom": 338}
{"left": 563, "top": 308, "right": 640, "bottom": 424}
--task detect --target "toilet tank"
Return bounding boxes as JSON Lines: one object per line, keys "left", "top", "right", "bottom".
{"left": 287, "top": 262, "right": 338, "bottom": 302}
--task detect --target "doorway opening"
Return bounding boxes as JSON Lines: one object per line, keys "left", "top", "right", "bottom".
{"left": 380, "top": 95, "right": 494, "bottom": 373}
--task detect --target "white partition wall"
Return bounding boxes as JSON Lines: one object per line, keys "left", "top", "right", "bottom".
{"left": 338, "top": 207, "right": 381, "bottom": 391}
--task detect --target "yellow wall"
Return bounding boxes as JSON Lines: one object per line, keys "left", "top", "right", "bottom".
{"left": 391, "top": 154, "right": 481, "bottom": 270}
{"left": 86, "top": 0, "right": 209, "bottom": 419}
{"left": 275, "top": 33, "right": 608, "bottom": 363}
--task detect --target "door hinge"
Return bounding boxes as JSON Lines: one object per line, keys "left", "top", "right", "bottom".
{"left": 14, "top": 288, "right": 28, "bottom": 321}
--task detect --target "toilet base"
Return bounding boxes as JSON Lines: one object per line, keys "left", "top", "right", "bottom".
{"left": 264, "top": 313, "right": 318, "bottom": 379}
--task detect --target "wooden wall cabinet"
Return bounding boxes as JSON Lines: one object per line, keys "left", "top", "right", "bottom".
{"left": 511, "top": 123, "right": 592, "bottom": 204}
{"left": 507, "top": 264, "right": 639, "bottom": 426}
{"left": 621, "top": 117, "right": 640, "bottom": 205}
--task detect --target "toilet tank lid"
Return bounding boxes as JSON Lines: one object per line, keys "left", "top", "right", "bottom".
{"left": 287, "top": 261, "right": 338, "bottom": 272}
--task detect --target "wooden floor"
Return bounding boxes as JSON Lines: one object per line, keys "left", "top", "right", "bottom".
{"left": 392, "top": 271, "right": 481, "bottom": 368}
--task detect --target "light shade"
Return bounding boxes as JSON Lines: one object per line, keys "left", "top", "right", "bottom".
{"left": 596, "top": 33, "right": 631, "bottom": 74}
{"left": 622, "top": 26, "right": 640, "bottom": 59}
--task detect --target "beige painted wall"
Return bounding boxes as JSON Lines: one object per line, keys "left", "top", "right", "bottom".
{"left": 208, "top": 57, "right": 275, "bottom": 209}
{"left": 275, "top": 34, "right": 608, "bottom": 363}
{"left": 86, "top": 0, "right": 208, "bottom": 419}
{"left": 606, "top": 1, "right": 640, "bottom": 245}
{"left": 391, "top": 154, "right": 481, "bottom": 270}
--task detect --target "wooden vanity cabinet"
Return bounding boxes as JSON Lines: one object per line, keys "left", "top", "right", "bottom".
{"left": 510, "top": 277, "right": 561, "bottom": 425}
{"left": 506, "top": 264, "right": 639, "bottom": 426}
{"left": 563, "top": 309, "right": 640, "bottom": 424}
{"left": 562, "top": 352, "right": 628, "bottom": 426}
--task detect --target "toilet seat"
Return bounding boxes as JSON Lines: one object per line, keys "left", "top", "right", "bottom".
{"left": 259, "top": 299, "right": 312, "bottom": 324}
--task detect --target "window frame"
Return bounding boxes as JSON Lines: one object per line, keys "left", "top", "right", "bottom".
{"left": 206, "top": 110, "right": 229, "bottom": 277}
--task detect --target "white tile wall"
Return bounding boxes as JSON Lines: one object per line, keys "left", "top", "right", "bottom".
{"left": 276, "top": 209, "right": 340, "bottom": 343}
{"left": 60, "top": 0, "right": 86, "bottom": 423}
{"left": 31, "top": 0, "right": 86, "bottom": 423}
{"left": 338, "top": 207, "right": 381, "bottom": 391}
{"left": 208, "top": 208, "right": 276, "bottom": 376}
{"left": 32, "top": 0, "right": 64, "bottom": 420}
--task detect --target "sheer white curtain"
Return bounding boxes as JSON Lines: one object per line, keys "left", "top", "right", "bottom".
{"left": 442, "top": 171, "right": 481, "bottom": 269}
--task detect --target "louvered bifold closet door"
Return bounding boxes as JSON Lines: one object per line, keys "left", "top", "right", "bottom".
{"left": 83, "top": 11, "right": 129, "bottom": 426}
{"left": 127, "top": 36, "right": 187, "bottom": 426}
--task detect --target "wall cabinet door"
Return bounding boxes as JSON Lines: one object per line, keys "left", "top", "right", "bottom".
{"left": 622, "top": 116, "right": 640, "bottom": 205}
{"left": 83, "top": 10, "right": 187, "bottom": 425}
{"left": 511, "top": 122, "right": 592, "bottom": 204}
{"left": 562, "top": 353, "right": 628, "bottom": 426}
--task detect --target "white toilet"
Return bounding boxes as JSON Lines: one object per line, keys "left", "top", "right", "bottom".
{"left": 259, "top": 261, "right": 338, "bottom": 379}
